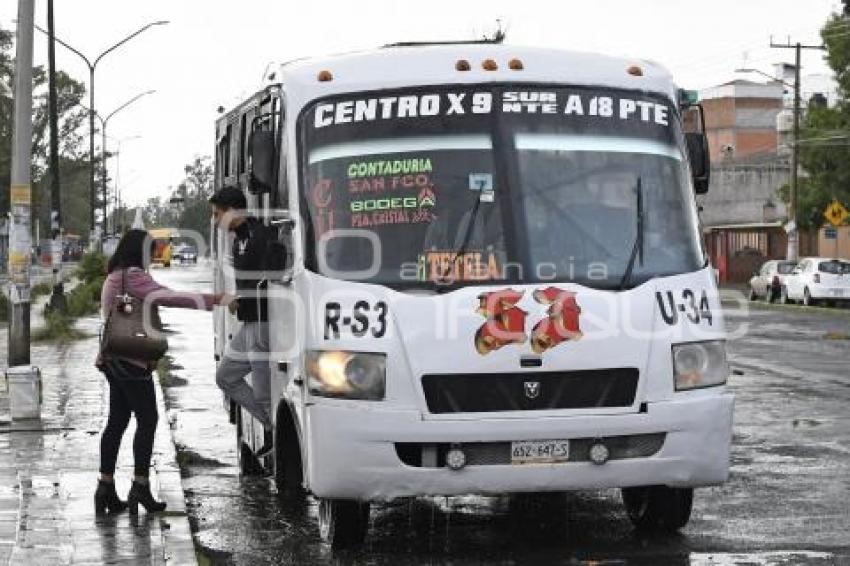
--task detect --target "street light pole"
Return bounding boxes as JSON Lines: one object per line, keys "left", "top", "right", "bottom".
{"left": 32, "top": 20, "right": 169, "bottom": 247}
{"left": 8, "top": 0, "right": 34, "bottom": 366}
{"left": 46, "top": 0, "right": 67, "bottom": 313}
{"left": 100, "top": 91, "right": 155, "bottom": 235}
{"left": 110, "top": 135, "right": 142, "bottom": 234}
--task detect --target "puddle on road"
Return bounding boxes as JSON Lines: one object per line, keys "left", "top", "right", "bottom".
{"left": 689, "top": 551, "right": 834, "bottom": 565}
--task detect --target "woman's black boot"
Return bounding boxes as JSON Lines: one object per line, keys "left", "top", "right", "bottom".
{"left": 127, "top": 480, "right": 167, "bottom": 514}
{"left": 94, "top": 480, "right": 128, "bottom": 514}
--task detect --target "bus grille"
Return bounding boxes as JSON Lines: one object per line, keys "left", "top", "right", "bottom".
{"left": 421, "top": 368, "right": 639, "bottom": 414}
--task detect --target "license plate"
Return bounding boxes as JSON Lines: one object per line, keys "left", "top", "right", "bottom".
{"left": 511, "top": 440, "right": 570, "bottom": 464}
{"left": 832, "top": 289, "right": 845, "bottom": 297}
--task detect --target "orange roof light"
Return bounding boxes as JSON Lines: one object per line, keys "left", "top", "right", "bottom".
{"left": 456, "top": 59, "right": 471, "bottom": 71}
{"left": 317, "top": 70, "right": 333, "bottom": 82}
{"left": 508, "top": 58, "right": 524, "bottom": 71}
{"left": 627, "top": 65, "right": 643, "bottom": 77}
{"left": 482, "top": 58, "right": 498, "bottom": 71}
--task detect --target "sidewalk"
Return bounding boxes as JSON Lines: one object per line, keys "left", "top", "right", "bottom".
{"left": 0, "top": 305, "right": 197, "bottom": 564}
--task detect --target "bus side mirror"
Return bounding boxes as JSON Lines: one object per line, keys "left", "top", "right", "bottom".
{"left": 248, "top": 130, "right": 276, "bottom": 193}
{"left": 686, "top": 132, "right": 710, "bottom": 195}
{"left": 268, "top": 218, "right": 295, "bottom": 284}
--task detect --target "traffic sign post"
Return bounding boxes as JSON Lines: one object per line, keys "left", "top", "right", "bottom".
{"left": 824, "top": 200, "right": 849, "bottom": 228}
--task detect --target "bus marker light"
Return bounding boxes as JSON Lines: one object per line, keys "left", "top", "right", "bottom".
{"left": 627, "top": 65, "right": 643, "bottom": 77}
{"left": 482, "top": 58, "right": 499, "bottom": 71}
{"left": 456, "top": 59, "right": 471, "bottom": 71}
{"left": 317, "top": 70, "right": 334, "bottom": 82}
{"left": 509, "top": 58, "right": 524, "bottom": 70}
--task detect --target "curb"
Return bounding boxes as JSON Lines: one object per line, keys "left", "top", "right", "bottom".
{"left": 151, "top": 373, "right": 199, "bottom": 565}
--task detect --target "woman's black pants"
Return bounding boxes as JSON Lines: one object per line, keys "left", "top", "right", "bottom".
{"left": 99, "top": 361, "right": 158, "bottom": 477}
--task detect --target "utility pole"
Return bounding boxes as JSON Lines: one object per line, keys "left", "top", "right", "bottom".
{"left": 8, "top": 0, "right": 34, "bottom": 366}
{"left": 770, "top": 38, "right": 826, "bottom": 261}
{"left": 47, "top": 0, "right": 67, "bottom": 313}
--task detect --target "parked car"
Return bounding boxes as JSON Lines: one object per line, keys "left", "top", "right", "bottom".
{"left": 781, "top": 257, "right": 850, "bottom": 306}
{"left": 748, "top": 260, "right": 797, "bottom": 302}
{"left": 174, "top": 244, "right": 198, "bottom": 264}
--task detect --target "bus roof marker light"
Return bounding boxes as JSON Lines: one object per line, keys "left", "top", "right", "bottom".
{"left": 508, "top": 58, "right": 524, "bottom": 70}
{"left": 627, "top": 65, "right": 644, "bottom": 77}
{"left": 482, "top": 58, "right": 499, "bottom": 71}
{"left": 317, "top": 70, "right": 334, "bottom": 82}
{"left": 456, "top": 59, "right": 471, "bottom": 71}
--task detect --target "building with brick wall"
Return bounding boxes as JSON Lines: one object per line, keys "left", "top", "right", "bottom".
{"left": 699, "top": 79, "right": 785, "bottom": 163}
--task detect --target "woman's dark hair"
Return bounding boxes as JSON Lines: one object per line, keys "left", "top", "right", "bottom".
{"left": 107, "top": 229, "right": 153, "bottom": 273}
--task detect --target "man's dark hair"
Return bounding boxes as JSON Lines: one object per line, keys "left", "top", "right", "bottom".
{"left": 209, "top": 185, "right": 247, "bottom": 210}
{"left": 107, "top": 229, "right": 154, "bottom": 273}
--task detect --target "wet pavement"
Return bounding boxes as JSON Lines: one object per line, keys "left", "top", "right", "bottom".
{"left": 0, "top": 293, "right": 196, "bottom": 565}
{"left": 155, "top": 264, "right": 850, "bottom": 565}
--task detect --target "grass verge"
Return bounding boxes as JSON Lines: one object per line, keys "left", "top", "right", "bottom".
{"left": 33, "top": 310, "right": 86, "bottom": 342}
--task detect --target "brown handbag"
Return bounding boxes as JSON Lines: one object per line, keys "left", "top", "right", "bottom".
{"left": 100, "top": 269, "right": 168, "bottom": 362}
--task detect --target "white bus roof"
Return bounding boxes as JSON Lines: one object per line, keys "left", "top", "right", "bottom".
{"left": 279, "top": 44, "right": 679, "bottom": 109}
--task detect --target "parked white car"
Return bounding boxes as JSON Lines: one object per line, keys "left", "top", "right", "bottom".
{"left": 748, "top": 260, "right": 797, "bottom": 302}
{"left": 781, "top": 257, "right": 850, "bottom": 306}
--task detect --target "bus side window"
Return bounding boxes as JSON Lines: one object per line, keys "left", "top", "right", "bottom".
{"left": 224, "top": 123, "right": 232, "bottom": 178}
{"left": 239, "top": 113, "right": 247, "bottom": 175}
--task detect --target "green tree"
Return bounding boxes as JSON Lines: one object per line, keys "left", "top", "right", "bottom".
{"left": 0, "top": 25, "right": 92, "bottom": 240}
{"left": 794, "top": 12, "right": 850, "bottom": 229}
{"left": 167, "top": 156, "right": 214, "bottom": 242}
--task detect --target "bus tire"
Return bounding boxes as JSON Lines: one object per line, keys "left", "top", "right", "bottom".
{"left": 318, "top": 498, "right": 370, "bottom": 548}
{"left": 621, "top": 486, "right": 693, "bottom": 532}
{"left": 274, "top": 406, "right": 305, "bottom": 499}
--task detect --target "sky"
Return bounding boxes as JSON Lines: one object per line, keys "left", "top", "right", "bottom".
{"left": 0, "top": 0, "right": 844, "bottom": 208}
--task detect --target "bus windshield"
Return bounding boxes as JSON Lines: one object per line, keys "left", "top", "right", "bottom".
{"left": 300, "top": 85, "right": 704, "bottom": 291}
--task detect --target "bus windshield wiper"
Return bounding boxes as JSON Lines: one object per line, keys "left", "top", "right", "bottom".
{"left": 619, "top": 177, "right": 644, "bottom": 290}
{"left": 437, "top": 192, "right": 485, "bottom": 291}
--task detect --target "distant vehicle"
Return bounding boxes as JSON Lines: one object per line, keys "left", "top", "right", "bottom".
{"left": 149, "top": 228, "right": 177, "bottom": 268}
{"left": 174, "top": 244, "right": 198, "bottom": 264}
{"left": 781, "top": 257, "right": 850, "bottom": 306}
{"left": 748, "top": 260, "right": 796, "bottom": 302}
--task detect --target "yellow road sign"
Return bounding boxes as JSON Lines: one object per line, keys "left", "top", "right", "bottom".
{"left": 824, "top": 200, "right": 849, "bottom": 227}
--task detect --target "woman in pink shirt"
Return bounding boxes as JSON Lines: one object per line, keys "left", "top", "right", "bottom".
{"left": 95, "top": 229, "right": 224, "bottom": 515}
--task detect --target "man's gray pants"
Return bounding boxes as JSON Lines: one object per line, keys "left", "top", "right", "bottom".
{"left": 216, "top": 321, "right": 271, "bottom": 426}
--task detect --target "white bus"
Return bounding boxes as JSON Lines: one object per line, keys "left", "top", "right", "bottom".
{"left": 212, "top": 43, "right": 733, "bottom": 548}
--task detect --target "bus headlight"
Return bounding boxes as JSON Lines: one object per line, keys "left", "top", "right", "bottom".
{"left": 306, "top": 351, "right": 386, "bottom": 400}
{"left": 672, "top": 340, "right": 728, "bottom": 390}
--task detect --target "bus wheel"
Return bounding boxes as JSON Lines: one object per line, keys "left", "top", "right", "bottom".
{"left": 621, "top": 486, "right": 693, "bottom": 532}
{"left": 274, "top": 421, "right": 304, "bottom": 500}
{"left": 318, "top": 498, "right": 370, "bottom": 548}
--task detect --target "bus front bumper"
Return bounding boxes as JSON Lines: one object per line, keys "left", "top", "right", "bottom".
{"left": 305, "top": 392, "right": 734, "bottom": 501}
